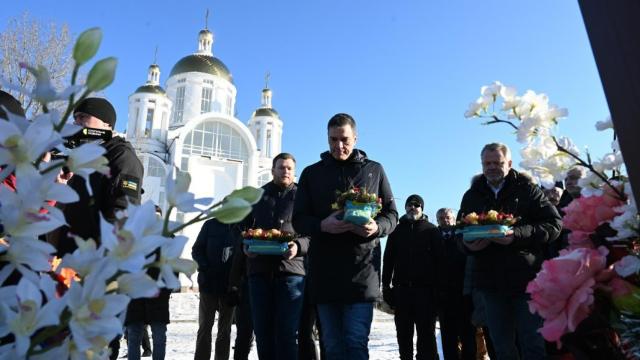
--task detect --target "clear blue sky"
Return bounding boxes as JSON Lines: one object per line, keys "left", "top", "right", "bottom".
{"left": 2, "top": 0, "right": 612, "bottom": 220}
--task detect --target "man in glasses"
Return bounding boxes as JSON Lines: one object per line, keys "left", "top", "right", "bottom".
{"left": 382, "top": 194, "right": 441, "bottom": 360}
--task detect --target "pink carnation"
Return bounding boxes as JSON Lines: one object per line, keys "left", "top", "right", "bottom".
{"left": 526, "top": 246, "right": 608, "bottom": 346}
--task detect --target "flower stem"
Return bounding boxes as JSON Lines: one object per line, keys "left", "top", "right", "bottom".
{"left": 552, "top": 136, "right": 626, "bottom": 200}
{"left": 482, "top": 115, "right": 519, "bottom": 130}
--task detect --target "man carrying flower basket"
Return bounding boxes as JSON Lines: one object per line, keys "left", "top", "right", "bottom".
{"left": 458, "top": 143, "right": 561, "bottom": 360}
{"left": 293, "top": 113, "right": 398, "bottom": 360}
{"left": 239, "top": 152, "right": 310, "bottom": 360}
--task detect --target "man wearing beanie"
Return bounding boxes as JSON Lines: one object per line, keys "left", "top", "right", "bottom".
{"left": 57, "top": 97, "right": 143, "bottom": 255}
{"left": 382, "top": 194, "right": 441, "bottom": 360}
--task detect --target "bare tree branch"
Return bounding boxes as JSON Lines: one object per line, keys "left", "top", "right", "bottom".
{"left": 0, "top": 12, "right": 73, "bottom": 116}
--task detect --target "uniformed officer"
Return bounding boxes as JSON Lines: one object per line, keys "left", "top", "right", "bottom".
{"left": 57, "top": 97, "right": 144, "bottom": 255}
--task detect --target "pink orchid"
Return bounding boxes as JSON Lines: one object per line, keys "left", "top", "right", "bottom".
{"left": 527, "top": 246, "right": 608, "bottom": 345}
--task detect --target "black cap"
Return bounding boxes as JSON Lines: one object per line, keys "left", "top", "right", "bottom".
{"left": 405, "top": 194, "right": 424, "bottom": 209}
{"left": 74, "top": 97, "right": 116, "bottom": 128}
{"left": 0, "top": 90, "right": 26, "bottom": 120}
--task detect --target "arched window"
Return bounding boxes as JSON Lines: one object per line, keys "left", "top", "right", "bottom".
{"left": 182, "top": 120, "right": 250, "bottom": 185}
{"left": 257, "top": 172, "right": 271, "bottom": 187}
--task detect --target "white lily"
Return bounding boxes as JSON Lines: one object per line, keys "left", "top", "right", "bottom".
{"left": 165, "top": 168, "right": 213, "bottom": 212}
{"left": 65, "top": 270, "right": 129, "bottom": 352}
{"left": 0, "top": 277, "right": 64, "bottom": 357}
{"left": 154, "top": 235, "right": 197, "bottom": 290}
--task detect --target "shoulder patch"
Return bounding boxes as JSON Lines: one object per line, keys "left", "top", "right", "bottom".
{"left": 119, "top": 174, "right": 141, "bottom": 198}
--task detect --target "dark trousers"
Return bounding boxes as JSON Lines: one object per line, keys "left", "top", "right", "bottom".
{"left": 438, "top": 292, "right": 476, "bottom": 360}
{"left": 298, "top": 291, "right": 321, "bottom": 360}
{"left": 394, "top": 287, "right": 439, "bottom": 360}
{"left": 195, "top": 293, "right": 235, "bottom": 360}
{"left": 233, "top": 281, "right": 254, "bottom": 360}
{"left": 249, "top": 274, "right": 305, "bottom": 360}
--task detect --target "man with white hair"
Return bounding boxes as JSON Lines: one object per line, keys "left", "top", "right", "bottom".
{"left": 459, "top": 143, "right": 561, "bottom": 360}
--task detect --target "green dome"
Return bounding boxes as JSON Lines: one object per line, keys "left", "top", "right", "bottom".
{"left": 135, "top": 84, "right": 166, "bottom": 95}
{"left": 251, "top": 108, "right": 279, "bottom": 118}
{"left": 169, "top": 54, "right": 233, "bottom": 83}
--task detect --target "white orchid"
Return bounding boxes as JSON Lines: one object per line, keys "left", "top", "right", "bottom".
{"left": 0, "top": 277, "right": 64, "bottom": 357}
{"left": 1, "top": 64, "right": 82, "bottom": 104}
{"left": 578, "top": 172, "right": 605, "bottom": 197}
{"left": 0, "top": 237, "right": 56, "bottom": 285}
{"left": 59, "top": 238, "right": 105, "bottom": 278}
{"left": 165, "top": 168, "right": 213, "bottom": 212}
{"left": 481, "top": 81, "right": 503, "bottom": 100}
{"left": 100, "top": 204, "right": 166, "bottom": 273}
{"left": 0, "top": 174, "right": 71, "bottom": 238}
{"left": 0, "top": 115, "right": 61, "bottom": 179}
{"left": 154, "top": 235, "right": 197, "bottom": 290}
{"left": 116, "top": 272, "right": 159, "bottom": 299}
{"left": 65, "top": 270, "right": 129, "bottom": 352}
{"left": 63, "top": 142, "right": 110, "bottom": 195}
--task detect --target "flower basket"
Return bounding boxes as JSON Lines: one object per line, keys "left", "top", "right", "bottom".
{"left": 459, "top": 224, "right": 512, "bottom": 242}
{"left": 331, "top": 187, "right": 382, "bottom": 225}
{"left": 344, "top": 200, "right": 378, "bottom": 225}
{"left": 243, "top": 239, "right": 289, "bottom": 255}
{"left": 241, "top": 228, "right": 295, "bottom": 255}
{"left": 457, "top": 210, "right": 517, "bottom": 242}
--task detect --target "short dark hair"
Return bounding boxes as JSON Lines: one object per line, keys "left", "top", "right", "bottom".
{"left": 327, "top": 113, "right": 357, "bottom": 132}
{"left": 272, "top": 152, "right": 296, "bottom": 168}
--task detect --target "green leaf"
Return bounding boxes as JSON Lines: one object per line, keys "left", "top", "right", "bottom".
{"left": 226, "top": 186, "right": 264, "bottom": 205}
{"left": 211, "top": 198, "right": 252, "bottom": 224}
{"left": 86, "top": 57, "right": 117, "bottom": 91}
{"left": 73, "top": 28, "right": 102, "bottom": 65}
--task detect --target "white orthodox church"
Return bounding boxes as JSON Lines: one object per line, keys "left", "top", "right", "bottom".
{"left": 125, "top": 26, "right": 283, "bottom": 271}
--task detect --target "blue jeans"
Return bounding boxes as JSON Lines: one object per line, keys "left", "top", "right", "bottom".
{"left": 249, "top": 274, "right": 305, "bottom": 360}
{"left": 127, "top": 322, "right": 166, "bottom": 360}
{"left": 316, "top": 302, "right": 374, "bottom": 360}
{"left": 479, "top": 291, "right": 545, "bottom": 360}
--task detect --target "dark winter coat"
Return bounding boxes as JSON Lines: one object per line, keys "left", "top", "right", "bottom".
{"left": 59, "top": 136, "right": 143, "bottom": 255}
{"left": 436, "top": 226, "right": 467, "bottom": 295}
{"left": 192, "top": 219, "right": 239, "bottom": 295}
{"left": 382, "top": 214, "right": 440, "bottom": 289}
{"left": 293, "top": 149, "right": 398, "bottom": 304}
{"left": 125, "top": 289, "right": 171, "bottom": 325}
{"left": 458, "top": 169, "right": 562, "bottom": 294}
{"left": 243, "top": 181, "right": 310, "bottom": 277}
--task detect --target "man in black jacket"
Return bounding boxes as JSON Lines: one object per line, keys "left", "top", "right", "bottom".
{"left": 436, "top": 208, "right": 476, "bottom": 360}
{"left": 382, "top": 194, "right": 440, "bottom": 360}
{"left": 192, "top": 218, "right": 238, "bottom": 360}
{"left": 58, "top": 97, "right": 144, "bottom": 256}
{"left": 293, "top": 113, "right": 398, "bottom": 360}
{"left": 241, "top": 152, "right": 310, "bottom": 360}
{"left": 459, "top": 143, "right": 561, "bottom": 360}
{"left": 56, "top": 98, "right": 143, "bottom": 360}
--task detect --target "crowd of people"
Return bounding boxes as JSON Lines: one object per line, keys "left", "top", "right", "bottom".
{"left": 1, "top": 91, "right": 583, "bottom": 360}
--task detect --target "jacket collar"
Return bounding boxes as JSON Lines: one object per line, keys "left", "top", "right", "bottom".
{"left": 320, "top": 149, "right": 368, "bottom": 166}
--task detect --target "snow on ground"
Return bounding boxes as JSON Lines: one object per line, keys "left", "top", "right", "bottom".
{"left": 119, "top": 293, "right": 442, "bottom": 359}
